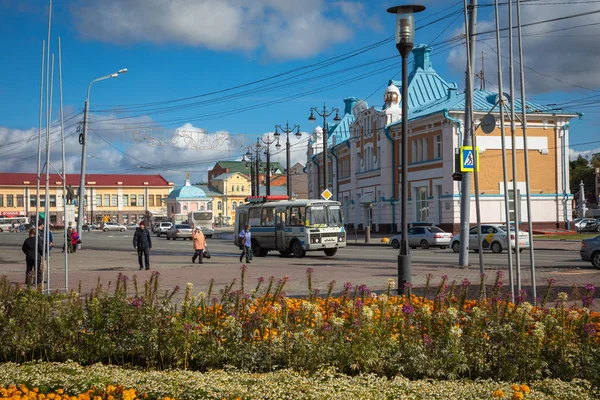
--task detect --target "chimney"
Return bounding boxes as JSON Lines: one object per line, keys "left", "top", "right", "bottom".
{"left": 412, "top": 44, "right": 433, "bottom": 73}
{"left": 343, "top": 97, "right": 358, "bottom": 115}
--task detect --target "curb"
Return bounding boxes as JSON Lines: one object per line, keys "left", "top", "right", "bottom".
{"left": 345, "top": 242, "right": 579, "bottom": 251}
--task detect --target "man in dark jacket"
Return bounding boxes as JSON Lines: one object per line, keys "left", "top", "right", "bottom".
{"left": 133, "top": 221, "right": 152, "bottom": 270}
{"left": 22, "top": 227, "right": 43, "bottom": 284}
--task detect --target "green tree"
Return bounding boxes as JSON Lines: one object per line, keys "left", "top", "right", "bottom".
{"left": 570, "top": 155, "right": 597, "bottom": 204}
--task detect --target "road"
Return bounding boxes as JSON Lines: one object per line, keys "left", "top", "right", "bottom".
{"left": 0, "top": 230, "right": 597, "bottom": 308}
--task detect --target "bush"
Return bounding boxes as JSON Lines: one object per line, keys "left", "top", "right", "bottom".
{"left": 0, "top": 269, "right": 598, "bottom": 386}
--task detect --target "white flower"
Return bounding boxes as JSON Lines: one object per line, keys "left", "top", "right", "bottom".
{"left": 362, "top": 306, "right": 374, "bottom": 320}
{"left": 421, "top": 305, "right": 432, "bottom": 316}
{"left": 446, "top": 307, "right": 458, "bottom": 320}
{"left": 331, "top": 316, "right": 344, "bottom": 327}
{"left": 557, "top": 292, "right": 568, "bottom": 302}
{"left": 518, "top": 302, "right": 533, "bottom": 314}
{"left": 450, "top": 325, "right": 463, "bottom": 337}
{"left": 378, "top": 294, "right": 389, "bottom": 304}
{"left": 387, "top": 278, "right": 396, "bottom": 288}
{"left": 533, "top": 321, "right": 545, "bottom": 341}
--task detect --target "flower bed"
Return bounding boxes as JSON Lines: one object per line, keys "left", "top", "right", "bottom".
{"left": 0, "top": 269, "right": 598, "bottom": 386}
{"left": 0, "top": 362, "right": 598, "bottom": 399}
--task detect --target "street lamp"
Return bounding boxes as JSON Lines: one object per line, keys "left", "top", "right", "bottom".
{"left": 308, "top": 105, "right": 340, "bottom": 198}
{"left": 274, "top": 122, "right": 301, "bottom": 200}
{"left": 243, "top": 148, "right": 256, "bottom": 196}
{"left": 77, "top": 68, "right": 128, "bottom": 244}
{"left": 259, "top": 134, "right": 278, "bottom": 196}
{"left": 387, "top": 4, "right": 425, "bottom": 295}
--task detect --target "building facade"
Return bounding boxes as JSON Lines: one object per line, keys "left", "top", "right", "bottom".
{"left": 0, "top": 173, "right": 173, "bottom": 225}
{"left": 307, "top": 44, "right": 578, "bottom": 233}
{"left": 165, "top": 177, "right": 212, "bottom": 221}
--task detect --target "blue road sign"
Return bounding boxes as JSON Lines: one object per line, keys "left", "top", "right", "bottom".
{"left": 460, "top": 146, "right": 479, "bottom": 172}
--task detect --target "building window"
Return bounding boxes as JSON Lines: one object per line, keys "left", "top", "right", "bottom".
{"left": 149, "top": 195, "right": 154, "bottom": 207}
{"left": 130, "top": 194, "right": 137, "bottom": 207}
{"left": 123, "top": 194, "right": 129, "bottom": 207}
{"left": 236, "top": 185, "right": 240, "bottom": 192}
{"left": 29, "top": 195, "right": 35, "bottom": 207}
{"left": 156, "top": 195, "right": 161, "bottom": 206}
{"left": 416, "top": 139, "right": 423, "bottom": 162}
{"left": 103, "top": 194, "right": 110, "bottom": 207}
{"left": 0, "top": 194, "right": 3, "bottom": 207}
{"left": 411, "top": 140, "right": 417, "bottom": 163}
{"left": 95, "top": 194, "right": 102, "bottom": 207}
{"left": 50, "top": 195, "right": 56, "bottom": 207}
{"left": 508, "top": 189, "right": 522, "bottom": 223}
{"left": 7, "top": 194, "right": 14, "bottom": 207}
{"left": 111, "top": 194, "right": 118, "bottom": 207}
{"left": 356, "top": 151, "right": 361, "bottom": 172}
{"left": 415, "top": 186, "right": 428, "bottom": 222}
{"left": 434, "top": 134, "right": 442, "bottom": 159}
{"left": 377, "top": 146, "right": 381, "bottom": 168}
{"left": 241, "top": 186, "right": 245, "bottom": 192}
{"left": 208, "top": 202, "right": 213, "bottom": 211}
{"left": 217, "top": 201, "right": 222, "bottom": 211}
{"left": 231, "top": 185, "right": 235, "bottom": 192}
{"left": 138, "top": 194, "right": 144, "bottom": 207}
{"left": 423, "top": 138, "right": 429, "bottom": 161}
{"left": 435, "top": 184, "right": 443, "bottom": 225}
{"left": 232, "top": 201, "right": 237, "bottom": 210}
{"left": 39, "top": 195, "right": 46, "bottom": 207}
{"left": 17, "top": 194, "right": 24, "bottom": 207}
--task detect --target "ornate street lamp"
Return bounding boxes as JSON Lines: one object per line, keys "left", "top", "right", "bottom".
{"left": 387, "top": 4, "right": 425, "bottom": 295}
{"left": 274, "top": 122, "right": 301, "bottom": 200}
{"left": 308, "top": 105, "right": 341, "bottom": 198}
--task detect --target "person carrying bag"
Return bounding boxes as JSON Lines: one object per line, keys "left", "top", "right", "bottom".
{"left": 192, "top": 227, "right": 207, "bottom": 264}
{"left": 238, "top": 224, "right": 252, "bottom": 264}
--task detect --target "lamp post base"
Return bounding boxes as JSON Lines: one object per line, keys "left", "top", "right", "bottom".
{"left": 397, "top": 254, "right": 412, "bottom": 296}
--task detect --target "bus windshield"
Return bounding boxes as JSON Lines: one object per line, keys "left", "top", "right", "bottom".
{"left": 328, "top": 205, "right": 343, "bottom": 227}
{"left": 306, "top": 206, "right": 328, "bottom": 228}
{"left": 192, "top": 212, "right": 212, "bottom": 221}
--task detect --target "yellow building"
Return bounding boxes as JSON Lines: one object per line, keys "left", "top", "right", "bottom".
{"left": 0, "top": 173, "right": 174, "bottom": 225}
{"left": 208, "top": 172, "right": 251, "bottom": 225}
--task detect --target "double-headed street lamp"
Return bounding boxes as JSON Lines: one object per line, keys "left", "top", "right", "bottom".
{"left": 258, "top": 134, "right": 278, "bottom": 196}
{"left": 308, "top": 104, "right": 341, "bottom": 197}
{"left": 77, "top": 68, "right": 128, "bottom": 244}
{"left": 244, "top": 139, "right": 262, "bottom": 196}
{"left": 274, "top": 122, "right": 301, "bottom": 200}
{"left": 387, "top": 4, "right": 425, "bottom": 295}
{"left": 243, "top": 146, "right": 257, "bottom": 196}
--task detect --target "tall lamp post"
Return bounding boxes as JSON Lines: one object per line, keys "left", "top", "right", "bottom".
{"left": 387, "top": 4, "right": 425, "bottom": 295}
{"left": 258, "top": 134, "right": 278, "bottom": 196}
{"left": 77, "top": 68, "right": 128, "bottom": 244}
{"left": 243, "top": 147, "right": 257, "bottom": 196}
{"left": 274, "top": 122, "right": 301, "bottom": 200}
{"left": 308, "top": 104, "right": 341, "bottom": 197}
{"left": 245, "top": 139, "right": 262, "bottom": 195}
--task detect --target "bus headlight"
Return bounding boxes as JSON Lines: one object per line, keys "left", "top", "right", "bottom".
{"left": 338, "top": 236, "right": 344, "bottom": 242}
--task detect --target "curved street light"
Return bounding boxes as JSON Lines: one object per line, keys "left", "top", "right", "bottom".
{"left": 274, "top": 122, "right": 301, "bottom": 200}
{"left": 308, "top": 104, "right": 340, "bottom": 198}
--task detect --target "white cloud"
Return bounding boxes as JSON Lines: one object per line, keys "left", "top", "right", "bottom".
{"left": 70, "top": 0, "right": 375, "bottom": 59}
{"left": 570, "top": 147, "right": 600, "bottom": 161}
{"left": 446, "top": 4, "right": 600, "bottom": 94}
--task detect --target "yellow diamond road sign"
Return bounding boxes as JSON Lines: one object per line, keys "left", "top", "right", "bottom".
{"left": 321, "top": 189, "right": 332, "bottom": 200}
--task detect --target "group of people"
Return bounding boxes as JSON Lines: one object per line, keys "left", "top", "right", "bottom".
{"left": 20, "top": 219, "right": 55, "bottom": 285}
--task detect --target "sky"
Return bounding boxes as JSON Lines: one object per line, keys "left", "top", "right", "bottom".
{"left": 1, "top": 0, "right": 599, "bottom": 185}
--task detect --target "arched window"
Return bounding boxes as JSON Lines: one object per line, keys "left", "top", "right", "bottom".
{"left": 232, "top": 201, "right": 237, "bottom": 210}
{"left": 236, "top": 185, "right": 240, "bottom": 191}
{"left": 208, "top": 202, "right": 213, "bottom": 211}
{"left": 217, "top": 201, "right": 222, "bottom": 211}
{"left": 231, "top": 185, "right": 235, "bottom": 192}
{"left": 238, "top": 201, "right": 244, "bottom": 207}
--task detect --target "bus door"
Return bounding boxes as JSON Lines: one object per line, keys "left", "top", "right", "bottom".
{"left": 275, "top": 209, "right": 286, "bottom": 250}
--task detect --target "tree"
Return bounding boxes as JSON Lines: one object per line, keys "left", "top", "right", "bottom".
{"left": 570, "top": 155, "right": 598, "bottom": 204}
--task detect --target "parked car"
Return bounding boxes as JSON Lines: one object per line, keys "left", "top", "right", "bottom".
{"left": 580, "top": 235, "right": 600, "bottom": 268}
{"left": 166, "top": 224, "right": 193, "bottom": 240}
{"left": 101, "top": 222, "right": 127, "bottom": 232}
{"left": 450, "top": 224, "right": 530, "bottom": 254}
{"left": 151, "top": 222, "right": 160, "bottom": 234}
{"left": 156, "top": 222, "right": 173, "bottom": 237}
{"left": 389, "top": 226, "right": 453, "bottom": 249}
{"left": 575, "top": 218, "right": 600, "bottom": 233}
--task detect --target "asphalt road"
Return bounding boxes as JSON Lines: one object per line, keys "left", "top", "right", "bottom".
{"left": 0, "top": 229, "right": 590, "bottom": 269}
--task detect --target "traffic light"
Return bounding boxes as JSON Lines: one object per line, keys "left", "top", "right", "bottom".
{"left": 453, "top": 172, "right": 462, "bottom": 181}
{"left": 453, "top": 149, "right": 462, "bottom": 181}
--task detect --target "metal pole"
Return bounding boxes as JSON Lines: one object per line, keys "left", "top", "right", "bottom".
{"left": 77, "top": 98, "right": 89, "bottom": 244}
{"left": 286, "top": 127, "right": 292, "bottom": 200}
{"left": 58, "top": 37, "right": 68, "bottom": 292}
{"left": 508, "top": 0, "right": 522, "bottom": 292}
{"left": 35, "top": 40, "right": 45, "bottom": 287}
{"left": 266, "top": 143, "right": 271, "bottom": 196}
{"left": 45, "top": 54, "right": 54, "bottom": 292}
{"left": 516, "top": 0, "right": 536, "bottom": 304}
{"left": 322, "top": 109, "right": 328, "bottom": 194}
{"left": 495, "top": 0, "right": 515, "bottom": 302}
{"left": 398, "top": 53, "right": 411, "bottom": 294}
{"left": 458, "top": 0, "right": 474, "bottom": 266}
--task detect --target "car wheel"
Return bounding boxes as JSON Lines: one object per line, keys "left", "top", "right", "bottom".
{"left": 592, "top": 252, "right": 600, "bottom": 268}
{"left": 324, "top": 248, "right": 338, "bottom": 257}
{"left": 156, "top": 232, "right": 160, "bottom": 237}
{"left": 420, "top": 240, "right": 430, "bottom": 250}
{"left": 0, "top": 228, "right": 3, "bottom": 232}
{"left": 391, "top": 239, "right": 400, "bottom": 249}
{"left": 103, "top": 228, "right": 108, "bottom": 232}
{"left": 452, "top": 241, "right": 460, "bottom": 253}
{"left": 292, "top": 240, "right": 306, "bottom": 258}
{"left": 491, "top": 241, "right": 503, "bottom": 254}
{"left": 166, "top": 235, "right": 170, "bottom": 240}
{"left": 120, "top": 228, "right": 125, "bottom": 232}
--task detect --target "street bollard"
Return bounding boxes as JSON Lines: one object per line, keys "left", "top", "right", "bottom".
{"left": 365, "top": 226, "right": 370, "bottom": 243}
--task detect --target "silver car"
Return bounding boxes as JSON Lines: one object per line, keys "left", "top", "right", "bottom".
{"left": 389, "top": 226, "right": 453, "bottom": 249}
{"left": 580, "top": 235, "right": 600, "bottom": 268}
{"left": 102, "top": 222, "right": 127, "bottom": 232}
{"left": 166, "top": 224, "right": 193, "bottom": 240}
{"left": 450, "top": 224, "right": 530, "bottom": 254}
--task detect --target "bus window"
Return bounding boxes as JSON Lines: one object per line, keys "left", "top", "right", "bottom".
{"left": 248, "top": 207, "right": 261, "bottom": 226}
{"left": 307, "top": 206, "right": 328, "bottom": 228}
{"left": 328, "top": 205, "right": 343, "bottom": 227}
{"left": 261, "top": 207, "right": 275, "bottom": 226}
{"left": 288, "top": 206, "right": 305, "bottom": 226}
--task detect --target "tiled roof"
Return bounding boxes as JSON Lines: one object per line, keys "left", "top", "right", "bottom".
{"left": 167, "top": 183, "right": 208, "bottom": 200}
{"left": 0, "top": 173, "right": 171, "bottom": 187}
{"left": 212, "top": 172, "right": 240, "bottom": 181}
{"left": 197, "top": 185, "right": 223, "bottom": 197}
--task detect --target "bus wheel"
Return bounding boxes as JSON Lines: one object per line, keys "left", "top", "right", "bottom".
{"left": 292, "top": 241, "right": 306, "bottom": 258}
{"left": 252, "top": 241, "right": 267, "bottom": 257}
{"left": 324, "top": 248, "right": 338, "bottom": 257}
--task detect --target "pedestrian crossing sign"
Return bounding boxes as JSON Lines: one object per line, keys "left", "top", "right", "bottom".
{"left": 460, "top": 146, "right": 480, "bottom": 172}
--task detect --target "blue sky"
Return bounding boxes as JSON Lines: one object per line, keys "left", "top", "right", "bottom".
{"left": 1, "top": 0, "right": 599, "bottom": 184}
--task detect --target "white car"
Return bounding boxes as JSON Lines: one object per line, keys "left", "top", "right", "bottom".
{"left": 156, "top": 222, "right": 173, "bottom": 237}
{"left": 450, "top": 224, "right": 529, "bottom": 254}
{"left": 102, "top": 222, "right": 127, "bottom": 232}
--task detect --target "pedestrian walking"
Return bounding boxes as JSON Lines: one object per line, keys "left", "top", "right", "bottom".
{"left": 22, "top": 228, "right": 43, "bottom": 285}
{"left": 191, "top": 227, "right": 207, "bottom": 264}
{"left": 238, "top": 224, "right": 252, "bottom": 264}
{"left": 133, "top": 221, "right": 152, "bottom": 270}
{"left": 38, "top": 219, "right": 53, "bottom": 251}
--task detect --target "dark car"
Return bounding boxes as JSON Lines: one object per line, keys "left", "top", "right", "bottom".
{"left": 580, "top": 235, "right": 600, "bottom": 268}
